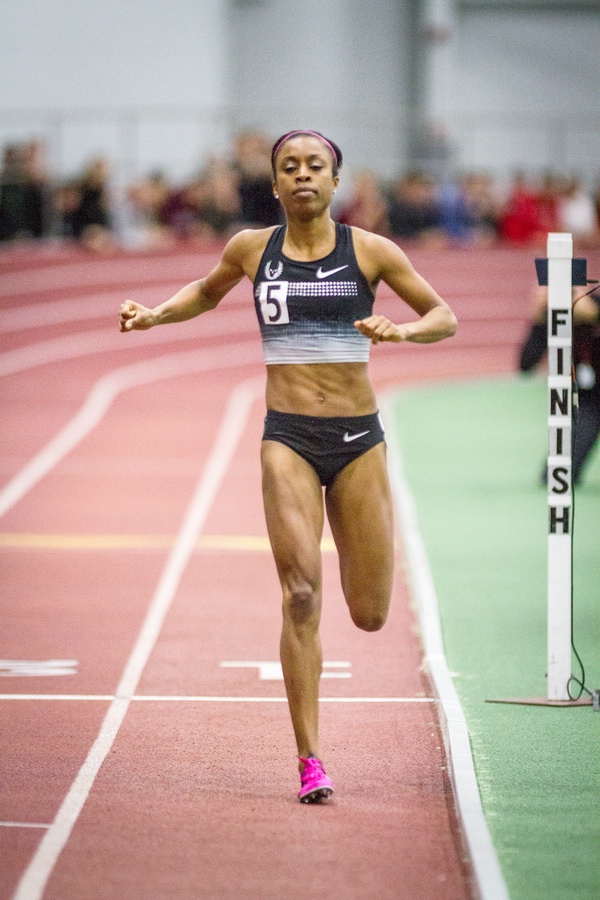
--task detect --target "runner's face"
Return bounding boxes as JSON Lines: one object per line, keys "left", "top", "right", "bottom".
{"left": 273, "top": 136, "right": 339, "bottom": 213}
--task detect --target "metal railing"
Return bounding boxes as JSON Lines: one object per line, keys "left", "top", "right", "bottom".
{"left": 1, "top": 104, "right": 598, "bottom": 186}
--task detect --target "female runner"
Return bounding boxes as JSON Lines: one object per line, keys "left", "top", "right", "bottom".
{"left": 119, "top": 130, "right": 457, "bottom": 802}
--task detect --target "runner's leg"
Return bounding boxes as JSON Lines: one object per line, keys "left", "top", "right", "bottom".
{"left": 325, "top": 443, "right": 395, "bottom": 631}
{"left": 261, "top": 440, "right": 325, "bottom": 759}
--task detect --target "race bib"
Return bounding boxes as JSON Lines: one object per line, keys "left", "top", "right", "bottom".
{"left": 258, "top": 281, "right": 290, "bottom": 325}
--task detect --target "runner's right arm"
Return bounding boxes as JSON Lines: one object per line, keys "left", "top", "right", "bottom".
{"left": 119, "top": 230, "right": 256, "bottom": 332}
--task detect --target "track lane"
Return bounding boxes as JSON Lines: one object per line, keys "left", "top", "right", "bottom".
{"left": 41, "top": 703, "right": 464, "bottom": 900}
{"left": 0, "top": 242, "right": 546, "bottom": 899}
{"left": 14, "top": 377, "right": 466, "bottom": 898}
{"left": 7, "top": 377, "right": 263, "bottom": 900}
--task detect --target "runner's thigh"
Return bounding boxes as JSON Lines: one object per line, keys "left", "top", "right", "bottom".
{"left": 261, "top": 440, "right": 324, "bottom": 590}
{"left": 325, "top": 443, "right": 394, "bottom": 625}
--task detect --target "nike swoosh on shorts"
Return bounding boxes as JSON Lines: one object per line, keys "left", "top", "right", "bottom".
{"left": 316, "top": 265, "right": 349, "bottom": 279}
{"left": 343, "top": 430, "right": 370, "bottom": 442}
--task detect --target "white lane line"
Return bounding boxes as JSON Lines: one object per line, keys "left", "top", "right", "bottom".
{"left": 0, "top": 695, "right": 115, "bottom": 701}
{"left": 12, "top": 376, "right": 262, "bottom": 900}
{"left": 0, "top": 694, "right": 435, "bottom": 703}
{"left": 381, "top": 395, "right": 510, "bottom": 900}
{"left": 0, "top": 340, "right": 261, "bottom": 520}
{"left": 0, "top": 822, "right": 50, "bottom": 829}
{"left": 0, "top": 286, "right": 180, "bottom": 332}
{"left": 0, "top": 251, "right": 217, "bottom": 297}
{"left": 132, "top": 696, "right": 434, "bottom": 703}
{"left": 113, "top": 377, "right": 262, "bottom": 700}
{"left": 0, "top": 306, "right": 253, "bottom": 377}
{"left": 0, "top": 284, "right": 247, "bottom": 333}
{"left": 132, "top": 696, "right": 433, "bottom": 703}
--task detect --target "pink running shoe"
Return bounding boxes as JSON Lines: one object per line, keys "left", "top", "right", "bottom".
{"left": 298, "top": 756, "right": 333, "bottom": 803}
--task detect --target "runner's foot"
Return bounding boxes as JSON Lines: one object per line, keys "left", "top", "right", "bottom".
{"left": 298, "top": 756, "right": 333, "bottom": 803}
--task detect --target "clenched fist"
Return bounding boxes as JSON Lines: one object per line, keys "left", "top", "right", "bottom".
{"left": 119, "top": 301, "right": 156, "bottom": 332}
{"left": 354, "top": 315, "right": 409, "bottom": 344}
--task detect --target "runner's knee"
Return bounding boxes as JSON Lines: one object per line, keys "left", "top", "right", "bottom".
{"left": 346, "top": 586, "right": 390, "bottom": 632}
{"left": 282, "top": 583, "right": 321, "bottom": 626}
{"left": 350, "top": 608, "right": 388, "bottom": 632}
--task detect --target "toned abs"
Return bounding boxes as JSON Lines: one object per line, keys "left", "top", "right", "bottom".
{"left": 265, "top": 361, "right": 377, "bottom": 417}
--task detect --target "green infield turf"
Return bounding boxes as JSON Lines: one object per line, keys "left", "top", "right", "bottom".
{"left": 388, "top": 375, "right": 600, "bottom": 900}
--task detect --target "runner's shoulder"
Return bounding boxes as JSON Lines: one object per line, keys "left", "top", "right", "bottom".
{"left": 349, "top": 226, "right": 413, "bottom": 282}
{"left": 350, "top": 225, "right": 407, "bottom": 258}
{"left": 224, "top": 226, "right": 278, "bottom": 262}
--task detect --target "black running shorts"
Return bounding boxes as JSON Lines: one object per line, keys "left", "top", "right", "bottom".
{"left": 262, "top": 409, "right": 385, "bottom": 489}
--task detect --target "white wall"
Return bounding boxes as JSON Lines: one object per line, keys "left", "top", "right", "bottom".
{"left": 0, "top": 0, "right": 230, "bottom": 182}
{"left": 0, "top": 0, "right": 598, "bottom": 185}
{"left": 226, "top": 0, "right": 410, "bottom": 177}
{"left": 447, "top": 8, "right": 600, "bottom": 181}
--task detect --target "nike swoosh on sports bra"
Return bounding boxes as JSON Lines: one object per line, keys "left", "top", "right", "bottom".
{"left": 253, "top": 222, "right": 375, "bottom": 364}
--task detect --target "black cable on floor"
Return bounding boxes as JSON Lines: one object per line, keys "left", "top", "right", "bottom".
{"left": 566, "top": 368, "right": 592, "bottom": 702}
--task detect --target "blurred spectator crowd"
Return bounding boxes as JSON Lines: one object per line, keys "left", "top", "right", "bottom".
{"left": 1, "top": 131, "right": 599, "bottom": 253}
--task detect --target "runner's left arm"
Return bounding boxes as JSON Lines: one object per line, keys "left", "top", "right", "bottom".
{"left": 353, "top": 231, "right": 457, "bottom": 344}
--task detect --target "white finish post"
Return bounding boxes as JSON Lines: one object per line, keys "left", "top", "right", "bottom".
{"left": 546, "top": 232, "right": 573, "bottom": 701}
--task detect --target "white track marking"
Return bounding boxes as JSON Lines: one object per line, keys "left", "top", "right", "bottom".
{"left": 0, "top": 307, "right": 254, "bottom": 378}
{"left": 114, "top": 378, "right": 261, "bottom": 701}
{"left": 0, "top": 341, "right": 261, "bottom": 519}
{"left": 220, "top": 660, "right": 352, "bottom": 680}
{"left": 0, "top": 695, "right": 115, "bottom": 701}
{"left": 12, "top": 376, "right": 262, "bottom": 900}
{"left": 0, "top": 284, "right": 247, "bottom": 333}
{"left": 133, "top": 696, "right": 432, "bottom": 703}
{"left": 382, "top": 396, "right": 510, "bottom": 900}
{"left": 0, "top": 330, "right": 123, "bottom": 378}
{"left": 0, "top": 286, "right": 183, "bottom": 331}
{"left": 0, "top": 694, "right": 434, "bottom": 703}
{"left": 0, "top": 252, "right": 213, "bottom": 296}
{"left": 0, "top": 660, "right": 78, "bottom": 677}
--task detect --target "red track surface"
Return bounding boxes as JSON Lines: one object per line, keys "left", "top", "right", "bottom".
{"left": 1, "top": 240, "right": 578, "bottom": 899}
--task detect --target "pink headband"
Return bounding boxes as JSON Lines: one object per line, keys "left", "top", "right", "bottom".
{"left": 271, "top": 130, "right": 339, "bottom": 166}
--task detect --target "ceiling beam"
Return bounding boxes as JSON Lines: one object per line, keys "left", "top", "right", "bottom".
{"left": 459, "top": 0, "right": 600, "bottom": 11}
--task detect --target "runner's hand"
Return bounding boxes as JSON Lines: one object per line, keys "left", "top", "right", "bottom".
{"left": 119, "top": 301, "right": 155, "bottom": 332}
{"left": 354, "top": 315, "right": 408, "bottom": 344}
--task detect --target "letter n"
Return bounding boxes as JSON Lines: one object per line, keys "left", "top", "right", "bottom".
{"left": 550, "top": 388, "right": 569, "bottom": 416}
